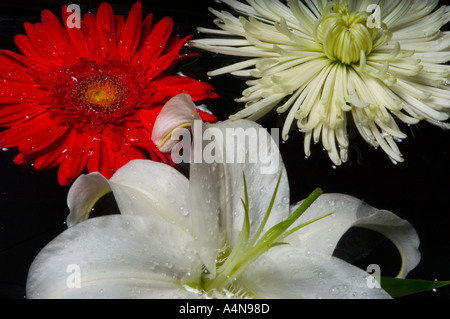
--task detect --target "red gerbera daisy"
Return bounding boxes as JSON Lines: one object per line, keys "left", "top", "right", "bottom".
{"left": 0, "top": 1, "right": 218, "bottom": 185}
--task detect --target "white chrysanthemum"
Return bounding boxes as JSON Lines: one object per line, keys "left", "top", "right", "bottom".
{"left": 191, "top": 0, "right": 450, "bottom": 165}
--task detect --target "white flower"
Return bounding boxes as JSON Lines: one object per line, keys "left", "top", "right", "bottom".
{"left": 26, "top": 101, "right": 420, "bottom": 298}
{"left": 190, "top": 0, "right": 450, "bottom": 165}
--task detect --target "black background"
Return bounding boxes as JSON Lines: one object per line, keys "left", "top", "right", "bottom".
{"left": 0, "top": 0, "right": 449, "bottom": 299}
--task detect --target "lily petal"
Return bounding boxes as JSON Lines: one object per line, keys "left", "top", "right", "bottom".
{"left": 240, "top": 246, "right": 392, "bottom": 299}
{"left": 188, "top": 119, "right": 290, "bottom": 274}
{"left": 285, "top": 194, "right": 420, "bottom": 278}
{"left": 151, "top": 93, "right": 198, "bottom": 153}
{"left": 67, "top": 160, "right": 191, "bottom": 232}
{"left": 66, "top": 171, "right": 113, "bottom": 226}
{"left": 26, "top": 215, "right": 202, "bottom": 299}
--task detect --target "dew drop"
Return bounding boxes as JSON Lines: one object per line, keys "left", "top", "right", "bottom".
{"left": 165, "top": 262, "right": 173, "bottom": 269}
{"left": 329, "top": 286, "right": 340, "bottom": 296}
{"left": 180, "top": 206, "right": 189, "bottom": 216}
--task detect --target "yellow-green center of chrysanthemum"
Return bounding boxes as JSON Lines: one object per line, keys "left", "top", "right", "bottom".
{"left": 316, "top": 4, "right": 378, "bottom": 65}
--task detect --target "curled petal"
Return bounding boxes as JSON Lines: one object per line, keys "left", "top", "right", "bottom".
{"left": 67, "top": 159, "right": 191, "bottom": 232}
{"left": 66, "top": 172, "right": 113, "bottom": 226}
{"left": 286, "top": 194, "right": 420, "bottom": 278}
{"left": 151, "top": 93, "right": 198, "bottom": 153}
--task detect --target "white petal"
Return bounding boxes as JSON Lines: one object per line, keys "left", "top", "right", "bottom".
{"left": 188, "top": 119, "right": 290, "bottom": 273}
{"left": 66, "top": 172, "right": 114, "bottom": 227}
{"left": 151, "top": 94, "right": 198, "bottom": 153}
{"left": 285, "top": 194, "right": 420, "bottom": 278}
{"left": 41, "top": 280, "right": 200, "bottom": 299}
{"left": 67, "top": 160, "right": 191, "bottom": 233}
{"left": 240, "top": 246, "right": 391, "bottom": 299}
{"left": 26, "top": 215, "right": 202, "bottom": 299}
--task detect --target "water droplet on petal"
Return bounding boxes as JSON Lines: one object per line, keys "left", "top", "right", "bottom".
{"left": 329, "top": 286, "right": 340, "bottom": 296}
{"left": 180, "top": 206, "right": 189, "bottom": 216}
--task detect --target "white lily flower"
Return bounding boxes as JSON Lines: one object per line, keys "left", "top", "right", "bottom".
{"left": 26, "top": 105, "right": 420, "bottom": 298}
{"left": 190, "top": 0, "right": 450, "bottom": 165}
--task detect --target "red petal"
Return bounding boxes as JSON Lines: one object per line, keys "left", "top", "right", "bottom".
{"left": 113, "top": 141, "right": 130, "bottom": 172}
{"left": 0, "top": 83, "right": 47, "bottom": 105}
{"left": 0, "top": 50, "right": 50, "bottom": 80}
{"left": 57, "top": 132, "right": 89, "bottom": 185}
{"left": 34, "top": 132, "right": 70, "bottom": 170}
{"left": 25, "top": 23, "right": 65, "bottom": 66}
{"left": 134, "top": 16, "right": 173, "bottom": 67}
{"left": 196, "top": 109, "right": 218, "bottom": 123}
{"left": 104, "top": 129, "right": 122, "bottom": 153}
{"left": 0, "top": 112, "right": 70, "bottom": 154}
{"left": 161, "top": 34, "right": 195, "bottom": 66}
{"left": 0, "top": 51, "right": 39, "bottom": 82}
{"left": 96, "top": 3, "right": 116, "bottom": 39}
{"left": 114, "top": 15, "right": 125, "bottom": 42}
{"left": 132, "top": 128, "right": 171, "bottom": 164}
{"left": 41, "top": 9, "right": 78, "bottom": 63}
{"left": 150, "top": 75, "right": 219, "bottom": 104}
{"left": 14, "top": 152, "right": 33, "bottom": 165}
{"left": 136, "top": 13, "right": 153, "bottom": 51}
{"left": 117, "top": 1, "right": 142, "bottom": 60}
{"left": 125, "top": 142, "right": 145, "bottom": 161}
{"left": 137, "top": 106, "right": 163, "bottom": 132}
{"left": 96, "top": 2, "right": 117, "bottom": 57}
{"left": 83, "top": 13, "right": 100, "bottom": 61}
{"left": 0, "top": 102, "right": 45, "bottom": 126}
{"left": 144, "top": 35, "right": 190, "bottom": 80}
{"left": 14, "top": 34, "right": 51, "bottom": 67}
{"left": 98, "top": 132, "right": 115, "bottom": 179}
{"left": 20, "top": 122, "right": 69, "bottom": 155}
{"left": 86, "top": 137, "right": 101, "bottom": 173}
{"left": 61, "top": 5, "right": 89, "bottom": 58}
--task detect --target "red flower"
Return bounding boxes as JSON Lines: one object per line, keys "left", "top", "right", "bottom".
{"left": 0, "top": 1, "right": 218, "bottom": 185}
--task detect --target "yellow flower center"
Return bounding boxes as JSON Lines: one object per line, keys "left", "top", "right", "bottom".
{"left": 83, "top": 80, "right": 121, "bottom": 109}
{"left": 316, "top": 4, "right": 379, "bottom": 65}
